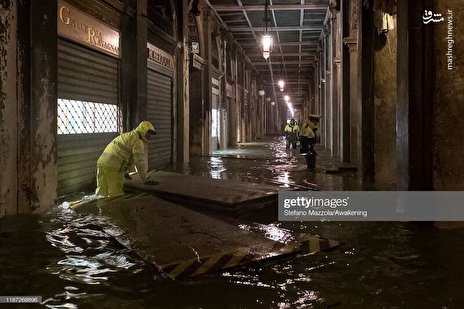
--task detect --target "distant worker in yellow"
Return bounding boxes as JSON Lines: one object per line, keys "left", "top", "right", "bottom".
{"left": 95, "top": 121, "right": 158, "bottom": 197}
{"left": 300, "top": 115, "right": 319, "bottom": 155}
{"left": 284, "top": 118, "right": 299, "bottom": 149}
{"left": 299, "top": 115, "right": 320, "bottom": 169}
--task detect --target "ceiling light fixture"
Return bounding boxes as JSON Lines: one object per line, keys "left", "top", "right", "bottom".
{"left": 262, "top": 0, "right": 272, "bottom": 60}
{"left": 278, "top": 60, "right": 285, "bottom": 91}
{"left": 278, "top": 79, "right": 285, "bottom": 91}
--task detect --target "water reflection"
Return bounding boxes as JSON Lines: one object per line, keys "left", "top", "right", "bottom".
{"left": 38, "top": 206, "right": 160, "bottom": 307}
{"left": 208, "top": 156, "right": 227, "bottom": 179}
{"left": 239, "top": 223, "right": 293, "bottom": 244}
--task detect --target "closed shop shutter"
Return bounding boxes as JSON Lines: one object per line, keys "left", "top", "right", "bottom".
{"left": 147, "top": 69, "right": 172, "bottom": 169}
{"left": 57, "top": 39, "right": 119, "bottom": 196}
{"left": 58, "top": 39, "right": 118, "bottom": 104}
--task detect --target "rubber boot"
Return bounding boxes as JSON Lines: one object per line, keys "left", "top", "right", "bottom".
{"left": 306, "top": 153, "right": 316, "bottom": 169}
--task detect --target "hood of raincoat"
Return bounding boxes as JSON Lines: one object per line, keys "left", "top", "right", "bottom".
{"left": 134, "top": 121, "right": 156, "bottom": 142}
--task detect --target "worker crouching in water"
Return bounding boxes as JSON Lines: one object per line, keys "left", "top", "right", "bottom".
{"left": 284, "top": 119, "right": 299, "bottom": 149}
{"left": 95, "top": 121, "right": 158, "bottom": 197}
{"left": 299, "top": 115, "right": 319, "bottom": 169}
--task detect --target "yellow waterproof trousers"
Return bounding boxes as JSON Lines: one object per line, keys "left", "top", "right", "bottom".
{"left": 95, "top": 166, "right": 124, "bottom": 197}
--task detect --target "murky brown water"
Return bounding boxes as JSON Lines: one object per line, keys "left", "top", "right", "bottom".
{"left": 1, "top": 137, "right": 463, "bottom": 308}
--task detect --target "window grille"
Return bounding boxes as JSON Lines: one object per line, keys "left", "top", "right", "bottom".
{"left": 57, "top": 99, "right": 121, "bottom": 134}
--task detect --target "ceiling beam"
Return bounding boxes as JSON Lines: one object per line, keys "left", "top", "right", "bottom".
{"left": 253, "top": 61, "right": 313, "bottom": 65}
{"left": 239, "top": 41, "right": 318, "bottom": 47}
{"left": 218, "top": 12, "right": 244, "bottom": 16}
{"left": 213, "top": 4, "right": 327, "bottom": 11}
{"left": 247, "top": 52, "right": 314, "bottom": 57}
{"left": 257, "top": 69, "right": 312, "bottom": 73}
{"left": 229, "top": 26, "right": 321, "bottom": 32}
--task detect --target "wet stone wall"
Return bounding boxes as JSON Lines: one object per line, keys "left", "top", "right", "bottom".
{"left": 373, "top": 17, "right": 397, "bottom": 187}
{"left": 433, "top": 0, "right": 464, "bottom": 190}
{"left": 0, "top": 0, "right": 18, "bottom": 217}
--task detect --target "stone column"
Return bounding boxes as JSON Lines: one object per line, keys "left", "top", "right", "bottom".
{"left": 241, "top": 60, "right": 246, "bottom": 142}
{"left": 176, "top": 0, "right": 189, "bottom": 162}
{"left": 344, "top": 37, "right": 358, "bottom": 164}
{"left": 221, "top": 38, "right": 227, "bottom": 149}
{"left": 29, "top": 0, "right": 58, "bottom": 212}
{"left": 334, "top": 8, "right": 344, "bottom": 161}
{"left": 343, "top": 0, "right": 359, "bottom": 166}
{"left": 231, "top": 48, "right": 239, "bottom": 145}
{"left": 323, "top": 25, "right": 333, "bottom": 154}
{"left": 202, "top": 8, "right": 212, "bottom": 154}
{"left": 396, "top": 0, "right": 433, "bottom": 189}
{"left": 330, "top": 12, "right": 340, "bottom": 158}
{"left": 234, "top": 53, "right": 241, "bottom": 143}
{"left": 341, "top": 0, "right": 351, "bottom": 164}
{"left": 261, "top": 95, "right": 265, "bottom": 138}
{"left": 1, "top": 0, "right": 58, "bottom": 216}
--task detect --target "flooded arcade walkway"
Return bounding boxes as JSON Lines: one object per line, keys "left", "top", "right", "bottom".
{"left": 1, "top": 138, "right": 463, "bottom": 308}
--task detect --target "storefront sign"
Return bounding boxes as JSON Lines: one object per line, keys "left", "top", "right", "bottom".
{"left": 147, "top": 43, "right": 174, "bottom": 70}
{"left": 57, "top": 0, "right": 120, "bottom": 57}
{"left": 191, "top": 54, "right": 205, "bottom": 70}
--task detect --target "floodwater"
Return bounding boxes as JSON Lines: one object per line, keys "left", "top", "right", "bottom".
{"left": 1, "top": 137, "right": 463, "bottom": 308}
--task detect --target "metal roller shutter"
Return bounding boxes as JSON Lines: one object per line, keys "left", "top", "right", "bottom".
{"left": 147, "top": 69, "right": 172, "bottom": 169}
{"left": 57, "top": 39, "right": 119, "bottom": 195}
{"left": 58, "top": 39, "right": 118, "bottom": 104}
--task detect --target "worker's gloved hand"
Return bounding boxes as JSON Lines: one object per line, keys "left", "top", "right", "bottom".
{"left": 124, "top": 173, "right": 132, "bottom": 180}
{"left": 145, "top": 180, "right": 159, "bottom": 185}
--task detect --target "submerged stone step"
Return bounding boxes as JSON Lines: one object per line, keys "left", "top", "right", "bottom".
{"left": 71, "top": 194, "right": 340, "bottom": 280}
{"left": 124, "top": 171, "right": 302, "bottom": 210}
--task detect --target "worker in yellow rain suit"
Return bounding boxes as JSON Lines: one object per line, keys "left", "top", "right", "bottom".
{"left": 284, "top": 119, "right": 299, "bottom": 149}
{"left": 95, "top": 121, "right": 157, "bottom": 197}
{"left": 299, "top": 118, "right": 315, "bottom": 155}
{"left": 299, "top": 115, "right": 320, "bottom": 169}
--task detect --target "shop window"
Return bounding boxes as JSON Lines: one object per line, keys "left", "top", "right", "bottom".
{"left": 57, "top": 99, "right": 120, "bottom": 134}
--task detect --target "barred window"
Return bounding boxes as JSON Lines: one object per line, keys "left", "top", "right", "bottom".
{"left": 58, "top": 99, "right": 120, "bottom": 134}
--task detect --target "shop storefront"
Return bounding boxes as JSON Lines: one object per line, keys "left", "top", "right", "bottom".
{"left": 146, "top": 43, "right": 174, "bottom": 169}
{"left": 56, "top": 0, "right": 121, "bottom": 195}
